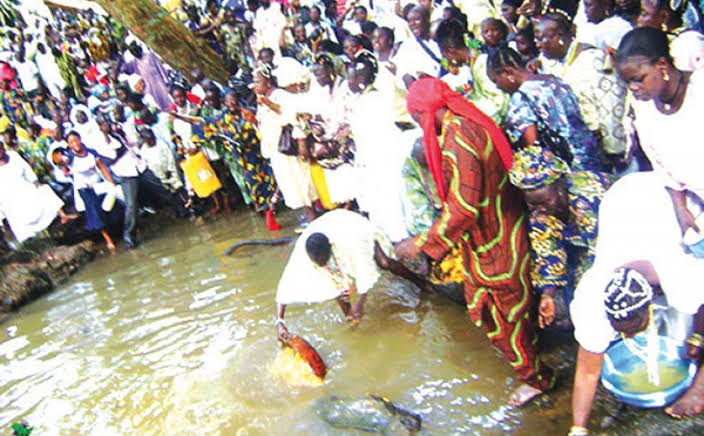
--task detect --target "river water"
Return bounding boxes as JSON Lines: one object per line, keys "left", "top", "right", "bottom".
{"left": 0, "top": 210, "right": 572, "bottom": 435}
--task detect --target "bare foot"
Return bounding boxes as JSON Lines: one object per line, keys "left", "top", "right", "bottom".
{"left": 665, "top": 383, "right": 704, "bottom": 418}
{"left": 508, "top": 383, "right": 543, "bottom": 406}
{"left": 106, "top": 242, "right": 116, "bottom": 254}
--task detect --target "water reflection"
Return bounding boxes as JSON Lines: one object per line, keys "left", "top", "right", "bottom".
{"left": 1, "top": 210, "right": 570, "bottom": 435}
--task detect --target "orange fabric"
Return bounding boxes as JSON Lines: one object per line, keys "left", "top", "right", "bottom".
{"left": 406, "top": 77, "right": 513, "bottom": 202}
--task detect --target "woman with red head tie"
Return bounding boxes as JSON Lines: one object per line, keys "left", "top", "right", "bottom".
{"left": 394, "top": 77, "right": 554, "bottom": 406}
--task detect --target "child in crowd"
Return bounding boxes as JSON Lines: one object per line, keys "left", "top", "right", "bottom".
{"left": 480, "top": 18, "right": 509, "bottom": 56}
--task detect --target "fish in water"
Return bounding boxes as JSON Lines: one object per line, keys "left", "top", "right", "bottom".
{"left": 281, "top": 333, "right": 327, "bottom": 379}
{"left": 314, "top": 394, "right": 422, "bottom": 435}
{"left": 224, "top": 237, "right": 293, "bottom": 255}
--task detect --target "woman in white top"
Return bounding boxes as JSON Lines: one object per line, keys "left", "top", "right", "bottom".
{"left": 253, "top": 65, "right": 317, "bottom": 226}
{"left": 58, "top": 131, "right": 120, "bottom": 252}
{"left": 569, "top": 27, "right": 704, "bottom": 434}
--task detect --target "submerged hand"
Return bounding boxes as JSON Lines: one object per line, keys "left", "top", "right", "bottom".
{"left": 538, "top": 295, "right": 555, "bottom": 329}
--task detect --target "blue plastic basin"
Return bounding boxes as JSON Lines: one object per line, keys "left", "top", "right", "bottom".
{"left": 601, "top": 336, "right": 697, "bottom": 408}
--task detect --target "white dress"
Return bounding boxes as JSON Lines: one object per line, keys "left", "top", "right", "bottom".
{"left": 570, "top": 172, "right": 704, "bottom": 353}
{"left": 0, "top": 151, "right": 63, "bottom": 242}
{"left": 632, "top": 70, "right": 704, "bottom": 200}
{"left": 257, "top": 88, "right": 317, "bottom": 210}
{"left": 276, "top": 209, "right": 395, "bottom": 305}
{"left": 350, "top": 89, "right": 412, "bottom": 242}
{"left": 302, "top": 79, "right": 358, "bottom": 204}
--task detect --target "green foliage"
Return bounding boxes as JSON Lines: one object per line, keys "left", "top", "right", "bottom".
{"left": 12, "top": 422, "right": 34, "bottom": 436}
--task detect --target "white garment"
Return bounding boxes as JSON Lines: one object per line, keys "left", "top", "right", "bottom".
{"left": 69, "top": 150, "right": 103, "bottom": 190}
{"left": 276, "top": 209, "right": 395, "bottom": 304}
{"left": 632, "top": 70, "right": 704, "bottom": 199}
{"left": 577, "top": 16, "right": 632, "bottom": 50}
{"left": 253, "top": 4, "right": 287, "bottom": 57}
{"left": 570, "top": 172, "right": 704, "bottom": 353}
{"left": 141, "top": 138, "right": 182, "bottom": 191}
{"left": 395, "top": 37, "right": 443, "bottom": 81}
{"left": 272, "top": 57, "right": 311, "bottom": 88}
{"left": 98, "top": 133, "right": 147, "bottom": 178}
{"left": 351, "top": 89, "right": 411, "bottom": 241}
{"left": 301, "top": 79, "right": 358, "bottom": 203}
{"left": 374, "top": 57, "right": 411, "bottom": 122}
{"left": 257, "top": 88, "right": 316, "bottom": 209}
{"left": 35, "top": 52, "right": 66, "bottom": 99}
{"left": 305, "top": 21, "right": 338, "bottom": 44}
{"left": 13, "top": 59, "right": 39, "bottom": 92}
{"left": 342, "top": 19, "right": 363, "bottom": 36}
{"left": 0, "top": 151, "right": 62, "bottom": 242}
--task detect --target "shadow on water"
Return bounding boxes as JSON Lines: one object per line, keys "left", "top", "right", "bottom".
{"left": 0, "top": 209, "right": 585, "bottom": 435}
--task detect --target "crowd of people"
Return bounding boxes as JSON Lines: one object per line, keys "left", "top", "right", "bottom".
{"left": 2, "top": 0, "right": 704, "bottom": 433}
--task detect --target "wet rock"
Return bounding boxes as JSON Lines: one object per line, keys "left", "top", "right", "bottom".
{"left": 314, "top": 394, "right": 421, "bottom": 435}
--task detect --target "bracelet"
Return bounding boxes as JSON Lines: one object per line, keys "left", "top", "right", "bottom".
{"left": 274, "top": 318, "right": 286, "bottom": 327}
{"left": 567, "top": 426, "right": 589, "bottom": 436}
{"left": 687, "top": 332, "right": 704, "bottom": 348}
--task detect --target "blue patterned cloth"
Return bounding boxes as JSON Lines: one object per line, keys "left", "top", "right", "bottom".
{"left": 505, "top": 76, "right": 605, "bottom": 172}
{"left": 528, "top": 171, "right": 612, "bottom": 300}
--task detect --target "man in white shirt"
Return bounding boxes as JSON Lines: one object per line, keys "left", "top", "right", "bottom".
{"left": 96, "top": 115, "right": 183, "bottom": 248}
{"left": 394, "top": 6, "right": 443, "bottom": 88}
{"left": 305, "top": 5, "right": 338, "bottom": 43}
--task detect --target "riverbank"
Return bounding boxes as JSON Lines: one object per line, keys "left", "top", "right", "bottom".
{"left": 2, "top": 210, "right": 704, "bottom": 435}
{"left": 0, "top": 222, "right": 100, "bottom": 324}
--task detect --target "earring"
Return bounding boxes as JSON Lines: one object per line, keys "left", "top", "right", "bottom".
{"left": 661, "top": 22, "right": 668, "bottom": 32}
{"left": 558, "top": 39, "right": 565, "bottom": 46}
{"left": 663, "top": 70, "right": 670, "bottom": 82}
{"left": 508, "top": 75, "right": 515, "bottom": 83}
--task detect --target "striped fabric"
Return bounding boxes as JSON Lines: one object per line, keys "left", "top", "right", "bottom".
{"left": 418, "top": 111, "right": 554, "bottom": 390}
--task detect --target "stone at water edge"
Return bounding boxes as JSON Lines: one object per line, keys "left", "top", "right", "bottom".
{"left": 314, "top": 394, "right": 422, "bottom": 435}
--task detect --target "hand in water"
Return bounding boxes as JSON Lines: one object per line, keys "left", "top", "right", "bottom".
{"left": 538, "top": 296, "right": 555, "bottom": 328}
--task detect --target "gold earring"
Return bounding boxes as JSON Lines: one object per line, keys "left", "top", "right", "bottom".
{"left": 661, "top": 22, "right": 668, "bottom": 32}
{"left": 663, "top": 70, "right": 670, "bottom": 82}
{"left": 508, "top": 75, "right": 515, "bottom": 83}
{"left": 558, "top": 39, "right": 565, "bottom": 46}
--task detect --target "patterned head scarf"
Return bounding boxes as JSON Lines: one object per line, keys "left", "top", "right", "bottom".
{"left": 406, "top": 77, "right": 513, "bottom": 202}
{"left": 254, "top": 64, "right": 274, "bottom": 81}
{"left": 604, "top": 268, "right": 653, "bottom": 321}
{"left": 314, "top": 52, "right": 335, "bottom": 69}
{"left": 509, "top": 145, "right": 569, "bottom": 190}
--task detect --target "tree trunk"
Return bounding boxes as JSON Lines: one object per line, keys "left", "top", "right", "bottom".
{"left": 93, "top": 0, "right": 229, "bottom": 84}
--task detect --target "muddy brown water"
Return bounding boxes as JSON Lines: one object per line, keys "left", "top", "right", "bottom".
{"left": 0, "top": 210, "right": 575, "bottom": 435}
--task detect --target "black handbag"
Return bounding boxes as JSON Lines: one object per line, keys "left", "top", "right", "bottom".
{"left": 278, "top": 124, "right": 297, "bottom": 156}
{"left": 516, "top": 90, "right": 573, "bottom": 164}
